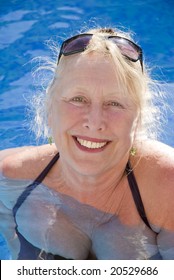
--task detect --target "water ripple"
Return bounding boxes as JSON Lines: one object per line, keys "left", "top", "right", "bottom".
{"left": 57, "top": 6, "right": 84, "bottom": 14}
{"left": 0, "top": 10, "right": 30, "bottom": 22}
{"left": 0, "top": 20, "right": 37, "bottom": 49}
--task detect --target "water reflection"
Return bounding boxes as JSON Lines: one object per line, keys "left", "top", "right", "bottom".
{"left": 0, "top": 0, "right": 174, "bottom": 257}
{"left": 0, "top": 21, "right": 37, "bottom": 49}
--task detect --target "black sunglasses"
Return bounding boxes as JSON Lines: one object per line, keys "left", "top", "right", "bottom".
{"left": 58, "top": 33, "right": 143, "bottom": 71}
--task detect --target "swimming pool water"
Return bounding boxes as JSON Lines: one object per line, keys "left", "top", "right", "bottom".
{"left": 0, "top": 0, "right": 174, "bottom": 259}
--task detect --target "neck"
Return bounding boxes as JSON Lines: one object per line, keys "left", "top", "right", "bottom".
{"left": 58, "top": 155, "right": 129, "bottom": 206}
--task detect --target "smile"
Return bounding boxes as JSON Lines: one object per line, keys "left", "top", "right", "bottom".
{"left": 72, "top": 136, "right": 110, "bottom": 153}
{"left": 77, "top": 137, "right": 108, "bottom": 149}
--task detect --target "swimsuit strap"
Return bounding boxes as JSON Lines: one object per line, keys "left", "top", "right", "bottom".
{"left": 126, "top": 161, "right": 152, "bottom": 230}
{"left": 13, "top": 153, "right": 60, "bottom": 217}
{"left": 12, "top": 152, "right": 71, "bottom": 260}
{"left": 12, "top": 153, "right": 152, "bottom": 231}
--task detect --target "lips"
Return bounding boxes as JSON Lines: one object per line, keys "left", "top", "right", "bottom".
{"left": 73, "top": 136, "right": 110, "bottom": 152}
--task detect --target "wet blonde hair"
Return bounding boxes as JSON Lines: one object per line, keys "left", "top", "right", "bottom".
{"left": 30, "top": 27, "right": 163, "bottom": 142}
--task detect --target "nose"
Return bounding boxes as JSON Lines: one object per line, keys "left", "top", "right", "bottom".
{"left": 83, "top": 103, "right": 106, "bottom": 131}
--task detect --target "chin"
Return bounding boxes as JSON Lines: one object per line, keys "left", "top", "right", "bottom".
{"left": 65, "top": 154, "right": 106, "bottom": 177}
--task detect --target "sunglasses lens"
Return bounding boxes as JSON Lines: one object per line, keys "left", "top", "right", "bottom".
{"left": 111, "top": 38, "right": 140, "bottom": 61}
{"left": 62, "top": 35, "right": 91, "bottom": 54}
{"left": 59, "top": 34, "right": 142, "bottom": 70}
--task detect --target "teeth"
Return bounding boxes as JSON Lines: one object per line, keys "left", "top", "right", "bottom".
{"left": 77, "top": 138, "right": 107, "bottom": 149}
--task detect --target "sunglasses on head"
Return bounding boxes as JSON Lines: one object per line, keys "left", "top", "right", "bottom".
{"left": 57, "top": 33, "right": 143, "bottom": 71}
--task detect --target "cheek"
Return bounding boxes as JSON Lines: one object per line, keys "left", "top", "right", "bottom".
{"left": 106, "top": 110, "right": 133, "bottom": 128}
{"left": 50, "top": 102, "right": 83, "bottom": 133}
{"left": 107, "top": 110, "right": 139, "bottom": 138}
{"left": 59, "top": 103, "right": 83, "bottom": 126}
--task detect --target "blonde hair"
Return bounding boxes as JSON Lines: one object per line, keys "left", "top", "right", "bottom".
{"left": 30, "top": 27, "right": 164, "bottom": 142}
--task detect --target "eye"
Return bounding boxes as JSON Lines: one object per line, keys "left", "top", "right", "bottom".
{"left": 105, "top": 101, "right": 124, "bottom": 109}
{"left": 71, "top": 96, "right": 86, "bottom": 102}
{"left": 69, "top": 95, "right": 89, "bottom": 106}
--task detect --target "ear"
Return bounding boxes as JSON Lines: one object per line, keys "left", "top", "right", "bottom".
{"left": 47, "top": 95, "right": 53, "bottom": 129}
{"left": 133, "top": 112, "right": 141, "bottom": 142}
{"left": 48, "top": 111, "right": 52, "bottom": 128}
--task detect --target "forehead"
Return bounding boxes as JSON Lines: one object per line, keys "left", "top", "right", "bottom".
{"left": 52, "top": 53, "right": 139, "bottom": 109}
{"left": 57, "top": 53, "right": 123, "bottom": 89}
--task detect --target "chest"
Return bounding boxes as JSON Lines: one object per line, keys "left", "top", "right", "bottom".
{"left": 15, "top": 186, "right": 159, "bottom": 260}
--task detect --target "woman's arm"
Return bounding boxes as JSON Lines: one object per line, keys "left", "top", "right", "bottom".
{"left": 134, "top": 141, "right": 174, "bottom": 259}
{"left": 0, "top": 144, "right": 58, "bottom": 259}
{"left": 0, "top": 200, "right": 20, "bottom": 259}
{"left": 0, "top": 144, "right": 58, "bottom": 180}
{"left": 157, "top": 169, "right": 174, "bottom": 260}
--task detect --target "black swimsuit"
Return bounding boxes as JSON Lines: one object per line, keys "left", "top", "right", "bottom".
{"left": 12, "top": 153, "right": 152, "bottom": 260}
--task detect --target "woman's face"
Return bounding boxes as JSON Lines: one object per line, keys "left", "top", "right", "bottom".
{"left": 50, "top": 53, "right": 139, "bottom": 176}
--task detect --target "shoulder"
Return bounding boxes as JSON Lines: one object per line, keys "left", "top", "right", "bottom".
{"left": 134, "top": 139, "right": 174, "bottom": 179}
{"left": 132, "top": 139, "right": 174, "bottom": 230}
{"left": 0, "top": 144, "right": 58, "bottom": 180}
{"left": 135, "top": 139, "right": 174, "bottom": 187}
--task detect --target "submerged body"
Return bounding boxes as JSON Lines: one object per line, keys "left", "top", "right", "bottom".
{"left": 1, "top": 141, "right": 174, "bottom": 259}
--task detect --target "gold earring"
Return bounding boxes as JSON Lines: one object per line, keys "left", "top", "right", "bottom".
{"left": 130, "top": 147, "right": 137, "bottom": 156}
{"left": 48, "top": 136, "right": 53, "bottom": 145}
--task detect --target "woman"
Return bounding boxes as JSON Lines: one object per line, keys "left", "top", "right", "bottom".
{"left": 0, "top": 27, "right": 174, "bottom": 260}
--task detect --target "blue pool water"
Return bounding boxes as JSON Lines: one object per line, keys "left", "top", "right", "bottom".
{"left": 0, "top": 0, "right": 174, "bottom": 259}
